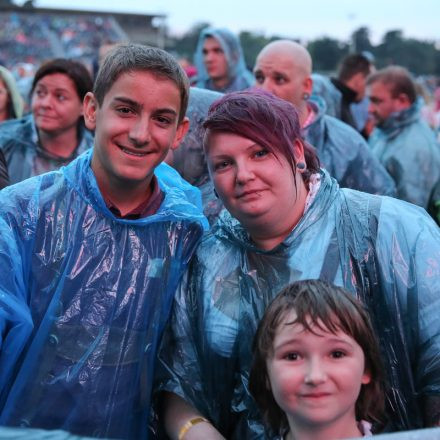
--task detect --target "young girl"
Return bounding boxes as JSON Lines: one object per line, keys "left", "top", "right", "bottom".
{"left": 249, "top": 279, "right": 386, "bottom": 440}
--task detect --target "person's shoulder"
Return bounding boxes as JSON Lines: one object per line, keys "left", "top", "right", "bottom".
{"left": 0, "top": 114, "right": 33, "bottom": 146}
{"left": 322, "top": 115, "right": 367, "bottom": 151}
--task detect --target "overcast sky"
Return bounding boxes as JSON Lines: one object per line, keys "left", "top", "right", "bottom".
{"left": 25, "top": 0, "right": 440, "bottom": 44}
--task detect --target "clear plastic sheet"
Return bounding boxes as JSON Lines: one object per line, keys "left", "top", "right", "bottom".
{"left": 369, "top": 100, "right": 440, "bottom": 209}
{"left": 0, "top": 150, "right": 207, "bottom": 439}
{"left": 312, "top": 73, "right": 342, "bottom": 119}
{"left": 194, "top": 27, "right": 254, "bottom": 93}
{"left": 306, "top": 96, "right": 397, "bottom": 196}
{"left": 158, "top": 170, "right": 440, "bottom": 438}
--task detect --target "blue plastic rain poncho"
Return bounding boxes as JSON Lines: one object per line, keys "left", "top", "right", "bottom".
{"left": 369, "top": 100, "right": 440, "bottom": 209}
{"left": 0, "top": 113, "right": 93, "bottom": 185}
{"left": 311, "top": 73, "right": 342, "bottom": 119}
{"left": 194, "top": 27, "right": 254, "bottom": 93}
{"left": 171, "top": 87, "right": 224, "bottom": 224}
{"left": 305, "top": 96, "right": 396, "bottom": 196}
{"left": 0, "top": 150, "right": 207, "bottom": 439}
{"left": 158, "top": 170, "right": 440, "bottom": 438}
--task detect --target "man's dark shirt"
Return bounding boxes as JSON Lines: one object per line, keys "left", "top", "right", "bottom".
{"left": 331, "top": 78, "right": 358, "bottom": 130}
{"left": 0, "top": 150, "right": 8, "bottom": 190}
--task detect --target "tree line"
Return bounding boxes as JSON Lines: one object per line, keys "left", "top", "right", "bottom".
{"left": 168, "top": 24, "right": 440, "bottom": 76}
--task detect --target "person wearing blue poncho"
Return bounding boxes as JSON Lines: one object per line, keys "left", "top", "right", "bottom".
{"left": 0, "top": 59, "right": 94, "bottom": 185}
{"left": 194, "top": 27, "right": 254, "bottom": 93}
{"left": 367, "top": 66, "right": 440, "bottom": 211}
{"left": 158, "top": 90, "right": 440, "bottom": 439}
{"left": 253, "top": 40, "right": 396, "bottom": 197}
{"left": 0, "top": 44, "right": 207, "bottom": 439}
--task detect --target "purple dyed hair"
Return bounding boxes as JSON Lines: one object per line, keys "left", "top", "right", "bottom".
{"left": 202, "top": 89, "right": 320, "bottom": 181}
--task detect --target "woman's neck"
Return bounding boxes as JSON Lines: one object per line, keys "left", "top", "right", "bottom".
{"left": 38, "top": 125, "right": 79, "bottom": 159}
{"left": 0, "top": 108, "right": 8, "bottom": 123}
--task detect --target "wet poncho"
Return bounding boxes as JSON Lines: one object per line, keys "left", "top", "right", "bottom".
{"left": 171, "top": 87, "right": 224, "bottom": 224}
{"left": 194, "top": 27, "right": 254, "bottom": 93}
{"left": 158, "top": 170, "right": 440, "bottom": 438}
{"left": 0, "top": 114, "right": 93, "bottom": 185}
{"left": 369, "top": 100, "right": 440, "bottom": 209}
{"left": 0, "top": 150, "right": 207, "bottom": 439}
{"left": 305, "top": 96, "right": 396, "bottom": 196}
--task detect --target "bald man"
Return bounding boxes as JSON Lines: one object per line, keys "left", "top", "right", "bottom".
{"left": 253, "top": 40, "right": 396, "bottom": 196}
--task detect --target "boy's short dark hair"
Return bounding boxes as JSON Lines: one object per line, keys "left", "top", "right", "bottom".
{"left": 94, "top": 43, "right": 190, "bottom": 123}
{"left": 31, "top": 58, "right": 93, "bottom": 102}
{"left": 249, "top": 279, "right": 386, "bottom": 435}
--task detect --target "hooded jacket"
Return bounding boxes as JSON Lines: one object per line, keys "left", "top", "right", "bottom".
{"left": 305, "top": 97, "right": 396, "bottom": 196}
{"left": 0, "top": 149, "right": 7, "bottom": 189}
{"left": 158, "top": 170, "right": 440, "bottom": 438}
{"left": 0, "top": 150, "right": 207, "bottom": 439}
{"left": 194, "top": 27, "right": 254, "bottom": 93}
{"left": 0, "top": 113, "right": 93, "bottom": 185}
{"left": 369, "top": 101, "right": 440, "bottom": 209}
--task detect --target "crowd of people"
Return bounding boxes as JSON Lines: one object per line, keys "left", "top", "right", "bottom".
{"left": 0, "top": 23, "right": 439, "bottom": 440}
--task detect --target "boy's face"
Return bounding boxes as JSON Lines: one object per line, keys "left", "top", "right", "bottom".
{"left": 84, "top": 70, "right": 188, "bottom": 191}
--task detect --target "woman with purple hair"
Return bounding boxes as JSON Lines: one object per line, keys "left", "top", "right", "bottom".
{"left": 157, "top": 90, "right": 440, "bottom": 439}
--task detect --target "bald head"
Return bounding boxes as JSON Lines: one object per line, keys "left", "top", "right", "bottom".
{"left": 254, "top": 40, "right": 313, "bottom": 120}
{"left": 257, "top": 40, "right": 312, "bottom": 77}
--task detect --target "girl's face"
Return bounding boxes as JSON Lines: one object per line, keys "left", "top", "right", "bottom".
{"left": 31, "top": 72, "right": 83, "bottom": 136}
{"left": 206, "top": 131, "right": 303, "bottom": 229}
{"left": 266, "top": 312, "right": 370, "bottom": 433}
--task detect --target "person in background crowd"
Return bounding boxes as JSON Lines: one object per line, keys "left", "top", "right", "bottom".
{"left": 330, "top": 53, "right": 374, "bottom": 134}
{"left": 158, "top": 90, "right": 440, "bottom": 439}
{"left": 0, "top": 150, "right": 8, "bottom": 189}
{"left": 367, "top": 66, "right": 440, "bottom": 211}
{"left": 0, "top": 65, "right": 24, "bottom": 122}
{"left": 253, "top": 40, "right": 396, "bottom": 196}
{"left": 0, "top": 58, "right": 93, "bottom": 184}
{"left": 194, "top": 27, "right": 253, "bottom": 93}
{"left": 0, "top": 44, "right": 206, "bottom": 439}
{"left": 166, "top": 86, "right": 224, "bottom": 224}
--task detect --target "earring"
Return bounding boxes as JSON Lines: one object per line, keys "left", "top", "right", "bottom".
{"left": 296, "top": 162, "right": 306, "bottom": 170}
{"left": 303, "top": 92, "right": 310, "bottom": 100}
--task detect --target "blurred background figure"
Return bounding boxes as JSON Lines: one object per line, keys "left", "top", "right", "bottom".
{"left": 0, "top": 65, "right": 24, "bottom": 122}
{"left": 367, "top": 66, "right": 440, "bottom": 214}
{"left": 194, "top": 27, "right": 254, "bottom": 93}
{"left": 178, "top": 57, "right": 198, "bottom": 86}
{"left": 0, "top": 58, "right": 93, "bottom": 185}
{"left": 254, "top": 40, "right": 396, "bottom": 196}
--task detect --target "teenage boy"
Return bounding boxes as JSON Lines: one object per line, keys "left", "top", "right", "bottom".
{"left": 0, "top": 44, "right": 207, "bottom": 439}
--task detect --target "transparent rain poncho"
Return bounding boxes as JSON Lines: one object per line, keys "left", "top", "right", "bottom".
{"left": 369, "top": 100, "right": 440, "bottom": 209}
{"left": 0, "top": 114, "right": 93, "bottom": 185}
{"left": 194, "top": 27, "right": 254, "bottom": 93}
{"left": 158, "top": 170, "right": 440, "bottom": 438}
{"left": 0, "top": 150, "right": 207, "bottom": 439}
{"left": 305, "top": 96, "right": 396, "bottom": 196}
{"left": 311, "top": 73, "right": 342, "bottom": 119}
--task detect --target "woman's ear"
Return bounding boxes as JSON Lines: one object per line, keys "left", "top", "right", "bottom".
{"left": 293, "top": 139, "right": 306, "bottom": 165}
{"left": 83, "top": 92, "right": 98, "bottom": 131}
{"left": 362, "top": 368, "right": 372, "bottom": 385}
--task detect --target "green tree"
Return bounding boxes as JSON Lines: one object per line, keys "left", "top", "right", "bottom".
{"left": 308, "top": 37, "right": 349, "bottom": 73}
{"left": 351, "top": 27, "right": 372, "bottom": 53}
{"left": 166, "top": 22, "right": 210, "bottom": 60}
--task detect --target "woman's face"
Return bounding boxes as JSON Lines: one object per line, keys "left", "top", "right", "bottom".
{"left": 206, "top": 131, "right": 302, "bottom": 229}
{"left": 0, "top": 78, "right": 10, "bottom": 117}
{"left": 32, "top": 72, "right": 83, "bottom": 136}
